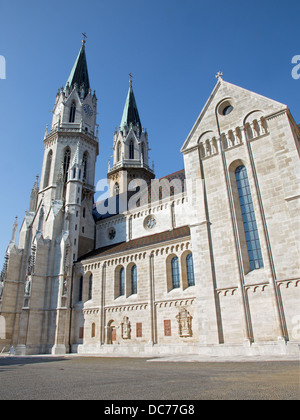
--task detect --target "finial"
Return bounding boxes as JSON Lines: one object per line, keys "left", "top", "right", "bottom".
{"left": 82, "top": 32, "right": 87, "bottom": 45}
{"left": 33, "top": 175, "right": 39, "bottom": 191}
{"left": 10, "top": 216, "right": 18, "bottom": 244}
{"left": 129, "top": 73, "right": 133, "bottom": 87}
{"left": 216, "top": 71, "right": 223, "bottom": 81}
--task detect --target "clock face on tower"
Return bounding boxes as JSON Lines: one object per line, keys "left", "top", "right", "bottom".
{"left": 83, "top": 104, "right": 94, "bottom": 117}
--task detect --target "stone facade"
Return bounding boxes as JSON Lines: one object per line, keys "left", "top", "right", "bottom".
{"left": 0, "top": 44, "right": 299, "bottom": 357}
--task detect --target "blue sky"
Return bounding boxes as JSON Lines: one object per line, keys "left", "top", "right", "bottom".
{"left": 0, "top": 0, "right": 299, "bottom": 260}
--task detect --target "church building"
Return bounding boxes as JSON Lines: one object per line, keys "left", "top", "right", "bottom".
{"left": 0, "top": 39, "right": 299, "bottom": 357}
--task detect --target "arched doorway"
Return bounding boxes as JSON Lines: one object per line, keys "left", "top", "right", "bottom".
{"left": 106, "top": 320, "right": 117, "bottom": 344}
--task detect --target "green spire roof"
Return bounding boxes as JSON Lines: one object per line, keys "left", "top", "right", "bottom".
{"left": 65, "top": 42, "right": 90, "bottom": 97}
{"left": 120, "top": 83, "right": 142, "bottom": 131}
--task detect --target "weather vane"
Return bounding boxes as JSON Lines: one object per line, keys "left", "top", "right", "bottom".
{"left": 82, "top": 32, "right": 87, "bottom": 45}
{"left": 129, "top": 73, "right": 133, "bottom": 86}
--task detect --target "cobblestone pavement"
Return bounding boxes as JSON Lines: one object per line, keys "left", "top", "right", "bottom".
{"left": 0, "top": 355, "right": 299, "bottom": 400}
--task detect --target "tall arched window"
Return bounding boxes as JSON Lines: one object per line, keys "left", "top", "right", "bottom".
{"left": 186, "top": 253, "right": 195, "bottom": 287}
{"left": 119, "top": 267, "right": 125, "bottom": 296}
{"left": 88, "top": 274, "right": 93, "bottom": 300}
{"left": 131, "top": 265, "right": 137, "bottom": 295}
{"left": 235, "top": 165, "right": 263, "bottom": 270}
{"left": 63, "top": 148, "right": 71, "bottom": 183}
{"left": 69, "top": 101, "right": 76, "bottom": 123}
{"left": 129, "top": 140, "right": 134, "bottom": 159}
{"left": 43, "top": 150, "right": 53, "bottom": 188}
{"left": 171, "top": 257, "right": 180, "bottom": 289}
{"left": 82, "top": 151, "right": 88, "bottom": 181}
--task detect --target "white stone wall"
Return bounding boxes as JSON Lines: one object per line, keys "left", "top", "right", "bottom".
{"left": 72, "top": 237, "right": 199, "bottom": 352}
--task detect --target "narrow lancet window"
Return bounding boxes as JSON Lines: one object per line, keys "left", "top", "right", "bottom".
{"left": 88, "top": 274, "right": 93, "bottom": 300}
{"left": 69, "top": 102, "right": 76, "bottom": 123}
{"left": 129, "top": 140, "right": 134, "bottom": 159}
{"left": 63, "top": 148, "right": 71, "bottom": 183}
{"left": 78, "top": 276, "right": 83, "bottom": 301}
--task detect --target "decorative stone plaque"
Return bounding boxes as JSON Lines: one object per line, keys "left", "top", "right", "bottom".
{"left": 176, "top": 308, "right": 193, "bottom": 337}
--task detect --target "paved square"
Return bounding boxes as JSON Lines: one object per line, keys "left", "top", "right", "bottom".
{"left": 0, "top": 356, "right": 299, "bottom": 400}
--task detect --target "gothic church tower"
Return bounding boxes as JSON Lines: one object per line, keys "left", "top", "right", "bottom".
{"left": 0, "top": 38, "right": 98, "bottom": 355}
{"left": 107, "top": 77, "right": 155, "bottom": 197}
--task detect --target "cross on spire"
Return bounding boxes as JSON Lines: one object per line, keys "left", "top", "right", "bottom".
{"left": 216, "top": 71, "right": 223, "bottom": 80}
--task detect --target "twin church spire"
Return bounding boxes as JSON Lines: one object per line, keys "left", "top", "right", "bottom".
{"left": 64, "top": 39, "right": 90, "bottom": 99}
{"left": 50, "top": 37, "right": 154, "bottom": 201}
{"left": 120, "top": 76, "right": 142, "bottom": 133}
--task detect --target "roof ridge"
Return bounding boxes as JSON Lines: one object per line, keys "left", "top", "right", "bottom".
{"left": 159, "top": 168, "right": 185, "bottom": 180}
{"left": 77, "top": 225, "right": 190, "bottom": 262}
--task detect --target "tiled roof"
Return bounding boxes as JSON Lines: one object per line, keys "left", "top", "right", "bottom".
{"left": 78, "top": 225, "right": 190, "bottom": 262}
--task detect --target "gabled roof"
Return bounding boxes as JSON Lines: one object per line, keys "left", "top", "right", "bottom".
{"left": 181, "top": 78, "right": 288, "bottom": 153}
{"left": 65, "top": 43, "right": 90, "bottom": 98}
{"left": 120, "top": 84, "right": 142, "bottom": 131}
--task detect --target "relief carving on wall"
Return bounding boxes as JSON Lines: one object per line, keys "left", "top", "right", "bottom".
{"left": 121, "top": 316, "right": 131, "bottom": 340}
{"left": 176, "top": 308, "right": 193, "bottom": 337}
